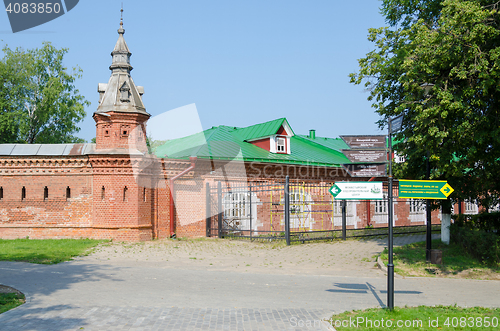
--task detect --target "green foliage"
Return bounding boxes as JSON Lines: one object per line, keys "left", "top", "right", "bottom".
{"left": 350, "top": 0, "right": 500, "bottom": 209}
{"left": 330, "top": 306, "right": 500, "bottom": 330}
{"left": 0, "top": 42, "right": 89, "bottom": 144}
{"left": 450, "top": 221, "right": 500, "bottom": 266}
{"left": 0, "top": 293, "right": 25, "bottom": 314}
{"left": 453, "top": 211, "right": 500, "bottom": 232}
{"left": 0, "top": 238, "right": 107, "bottom": 264}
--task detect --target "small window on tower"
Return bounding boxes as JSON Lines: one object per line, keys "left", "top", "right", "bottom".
{"left": 119, "top": 82, "right": 130, "bottom": 102}
{"left": 276, "top": 137, "right": 286, "bottom": 152}
{"left": 44, "top": 186, "right": 48, "bottom": 201}
{"left": 101, "top": 186, "right": 105, "bottom": 201}
{"left": 66, "top": 187, "right": 71, "bottom": 200}
{"left": 123, "top": 186, "right": 128, "bottom": 202}
{"left": 0, "top": 187, "right": 3, "bottom": 200}
{"left": 21, "top": 186, "right": 26, "bottom": 201}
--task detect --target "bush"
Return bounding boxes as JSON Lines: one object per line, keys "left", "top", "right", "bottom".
{"left": 453, "top": 212, "right": 500, "bottom": 233}
{"left": 450, "top": 223, "right": 500, "bottom": 267}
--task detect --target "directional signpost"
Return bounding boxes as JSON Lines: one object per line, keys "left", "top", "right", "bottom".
{"left": 329, "top": 181, "right": 384, "bottom": 241}
{"left": 329, "top": 182, "right": 383, "bottom": 200}
{"left": 398, "top": 180, "right": 454, "bottom": 199}
{"left": 340, "top": 135, "right": 387, "bottom": 178}
{"left": 342, "top": 164, "right": 387, "bottom": 177}
{"left": 340, "top": 135, "right": 386, "bottom": 149}
{"left": 342, "top": 149, "right": 387, "bottom": 163}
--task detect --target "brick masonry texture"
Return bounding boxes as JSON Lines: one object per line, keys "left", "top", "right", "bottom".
{"left": 0, "top": 152, "right": 447, "bottom": 242}
{"left": 0, "top": 119, "right": 445, "bottom": 242}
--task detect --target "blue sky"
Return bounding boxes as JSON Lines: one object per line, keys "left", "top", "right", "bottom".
{"left": 0, "top": 1, "right": 388, "bottom": 142}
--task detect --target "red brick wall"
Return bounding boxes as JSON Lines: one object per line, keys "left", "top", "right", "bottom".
{"left": 89, "top": 155, "right": 153, "bottom": 241}
{"left": 0, "top": 156, "right": 93, "bottom": 239}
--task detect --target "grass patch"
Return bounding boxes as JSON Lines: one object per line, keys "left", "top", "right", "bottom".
{"left": 329, "top": 306, "right": 500, "bottom": 330}
{"left": 0, "top": 238, "right": 108, "bottom": 264}
{"left": 380, "top": 239, "right": 500, "bottom": 279}
{"left": 0, "top": 292, "right": 25, "bottom": 314}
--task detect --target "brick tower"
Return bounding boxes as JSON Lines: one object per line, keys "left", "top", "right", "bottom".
{"left": 93, "top": 17, "right": 150, "bottom": 153}
{"left": 90, "top": 18, "right": 155, "bottom": 241}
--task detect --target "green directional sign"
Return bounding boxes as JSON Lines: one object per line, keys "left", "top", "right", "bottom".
{"left": 398, "top": 180, "right": 454, "bottom": 199}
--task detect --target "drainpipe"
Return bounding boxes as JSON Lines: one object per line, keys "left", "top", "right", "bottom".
{"left": 169, "top": 156, "right": 197, "bottom": 237}
{"left": 366, "top": 177, "right": 376, "bottom": 226}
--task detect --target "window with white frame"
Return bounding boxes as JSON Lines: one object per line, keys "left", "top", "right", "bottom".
{"left": 288, "top": 190, "right": 312, "bottom": 229}
{"left": 374, "top": 194, "right": 387, "bottom": 214}
{"left": 464, "top": 200, "right": 478, "bottom": 214}
{"left": 223, "top": 192, "right": 250, "bottom": 219}
{"left": 332, "top": 199, "right": 342, "bottom": 216}
{"left": 276, "top": 137, "right": 286, "bottom": 152}
{"left": 409, "top": 199, "right": 425, "bottom": 214}
{"left": 223, "top": 191, "right": 258, "bottom": 232}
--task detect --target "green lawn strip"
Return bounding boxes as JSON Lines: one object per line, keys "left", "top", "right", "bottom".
{"left": 380, "top": 239, "right": 499, "bottom": 277}
{"left": 0, "top": 238, "right": 108, "bottom": 264}
{"left": 0, "top": 292, "right": 25, "bottom": 314}
{"left": 329, "top": 306, "right": 500, "bottom": 330}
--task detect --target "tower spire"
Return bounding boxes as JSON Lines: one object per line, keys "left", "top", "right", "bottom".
{"left": 120, "top": 4, "right": 123, "bottom": 30}
{"left": 95, "top": 8, "right": 148, "bottom": 116}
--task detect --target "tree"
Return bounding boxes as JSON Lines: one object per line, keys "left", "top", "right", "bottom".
{"left": 0, "top": 42, "right": 89, "bottom": 144}
{"left": 350, "top": 0, "right": 500, "bottom": 209}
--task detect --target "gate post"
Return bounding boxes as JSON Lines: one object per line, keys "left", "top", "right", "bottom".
{"left": 285, "top": 176, "right": 290, "bottom": 246}
{"left": 217, "top": 181, "right": 223, "bottom": 238}
{"left": 249, "top": 182, "right": 252, "bottom": 239}
{"left": 206, "top": 183, "right": 211, "bottom": 237}
{"left": 342, "top": 200, "right": 347, "bottom": 240}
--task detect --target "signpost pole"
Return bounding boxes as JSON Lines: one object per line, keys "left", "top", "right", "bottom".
{"left": 342, "top": 200, "right": 347, "bottom": 241}
{"left": 426, "top": 153, "right": 432, "bottom": 262}
{"left": 387, "top": 120, "right": 394, "bottom": 310}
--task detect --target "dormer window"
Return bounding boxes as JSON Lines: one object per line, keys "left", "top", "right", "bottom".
{"left": 276, "top": 137, "right": 286, "bottom": 153}
{"left": 119, "top": 81, "right": 130, "bottom": 102}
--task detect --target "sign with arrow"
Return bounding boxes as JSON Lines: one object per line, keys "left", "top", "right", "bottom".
{"left": 342, "top": 163, "right": 387, "bottom": 177}
{"left": 398, "top": 180, "right": 454, "bottom": 199}
{"left": 329, "top": 182, "right": 384, "bottom": 200}
{"left": 342, "top": 149, "right": 387, "bottom": 163}
{"left": 341, "top": 135, "right": 387, "bottom": 149}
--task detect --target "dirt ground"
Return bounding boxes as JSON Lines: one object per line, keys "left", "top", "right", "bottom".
{"left": 79, "top": 237, "right": 387, "bottom": 277}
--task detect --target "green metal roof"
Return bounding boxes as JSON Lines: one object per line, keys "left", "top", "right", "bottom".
{"left": 154, "top": 119, "right": 350, "bottom": 167}
{"left": 233, "top": 118, "right": 294, "bottom": 141}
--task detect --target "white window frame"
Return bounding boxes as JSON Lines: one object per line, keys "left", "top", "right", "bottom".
{"left": 222, "top": 191, "right": 259, "bottom": 231}
{"left": 464, "top": 200, "right": 478, "bottom": 214}
{"left": 276, "top": 137, "right": 286, "bottom": 152}
{"left": 409, "top": 199, "right": 425, "bottom": 214}
{"left": 374, "top": 193, "right": 388, "bottom": 215}
{"left": 288, "top": 190, "right": 312, "bottom": 230}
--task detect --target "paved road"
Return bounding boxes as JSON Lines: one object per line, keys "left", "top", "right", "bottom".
{"left": 0, "top": 235, "right": 499, "bottom": 330}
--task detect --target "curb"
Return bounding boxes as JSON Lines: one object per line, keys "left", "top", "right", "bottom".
{"left": 0, "top": 284, "right": 30, "bottom": 317}
{"left": 377, "top": 255, "right": 403, "bottom": 278}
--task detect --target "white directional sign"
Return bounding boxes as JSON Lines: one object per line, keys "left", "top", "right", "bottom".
{"left": 329, "top": 182, "right": 384, "bottom": 200}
